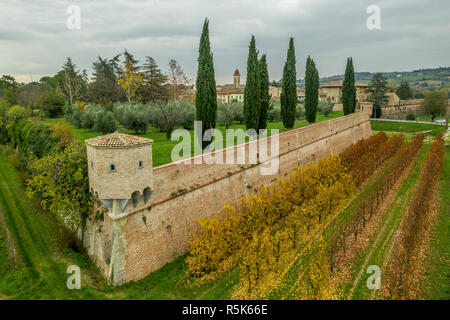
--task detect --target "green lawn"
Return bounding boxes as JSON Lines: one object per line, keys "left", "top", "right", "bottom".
{"left": 39, "top": 112, "right": 344, "bottom": 167}
{"left": 415, "top": 115, "right": 447, "bottom": 122}
{"left": 370, "top": 120, "right": 446, "bottom": 134}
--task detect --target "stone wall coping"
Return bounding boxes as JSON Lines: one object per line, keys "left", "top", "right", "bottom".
{"left": 153, "top": 110, "right": 371, "bottom": 172}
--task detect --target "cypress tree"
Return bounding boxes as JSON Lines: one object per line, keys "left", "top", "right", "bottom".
{"left": 342, "top": 57, "right": 356, "bottom": 114}
{"left": 305, "top": 56, "right": 319, "bottom": 123}
{"left": 313, "top": 65, "right": 320, "bottom": 113}
{"left": 195, "top": 18, "right": 217, "bottom": 148}
{"left": 243, "top": 35, "right": 260, "bottom": 131}
{"left": 258, "top": 54, "right": 269, "bottom": 131}
{"left": 280, "top": 38, "right": 297, "bottom": 129}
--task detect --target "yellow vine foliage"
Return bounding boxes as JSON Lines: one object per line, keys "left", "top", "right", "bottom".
{"left": 296, "top": 237, "right": 339, "bottom": 300}
{"left": 186, "top": 154, "right": 355, "bottom": 299}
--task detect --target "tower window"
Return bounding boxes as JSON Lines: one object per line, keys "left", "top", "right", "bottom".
{"left": 91, "top": 161, "right": 94, "bottom": 169}
{"left": 138, "top": 160, "right": 144, "bottom": 169}
{"left": 109, "top": 163, "right": 116, "bottom": 172}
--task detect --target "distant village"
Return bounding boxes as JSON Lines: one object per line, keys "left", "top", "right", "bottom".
{"left": 213, "top": 68, "right": 401, "bottom": 109}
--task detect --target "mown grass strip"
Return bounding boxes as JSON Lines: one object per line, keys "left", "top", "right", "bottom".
{"left": 422, "top": 146, "right": 450, "bottom": 300}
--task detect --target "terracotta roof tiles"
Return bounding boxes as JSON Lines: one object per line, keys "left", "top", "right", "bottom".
{"left": 85, "top": 132, "right": 153, "bottom": 148}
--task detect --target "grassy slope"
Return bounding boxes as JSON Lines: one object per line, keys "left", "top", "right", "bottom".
{"left": 422, "top": 145, "right": 450, "bottom": 299}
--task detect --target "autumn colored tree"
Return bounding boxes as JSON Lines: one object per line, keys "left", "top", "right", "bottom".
{"left": 117, "top": 60, "right": 143, "bottom": 102}
{"left": 26, "top": 142, "right": 92, "bottom": 233}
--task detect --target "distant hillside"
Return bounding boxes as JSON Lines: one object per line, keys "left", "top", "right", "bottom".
{"left": 295, "top": 67, "right": 450, "bottom": 88}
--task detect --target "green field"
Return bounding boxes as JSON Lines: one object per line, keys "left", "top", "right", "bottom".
{"left": 370, "top": 120, "right": 446, "bottom": 134}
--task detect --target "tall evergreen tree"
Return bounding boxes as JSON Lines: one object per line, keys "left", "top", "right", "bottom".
{"left": 88, "top": 56, "right": 123, "bottom": 106}
{"left": 258, "top": 54, "right": 270, "bottom": 131}
{"left": 342, "top": 57, "right": 356, "bottom": 114}
{"left": 305, "top": 56, "right": 319, "bottom": 123}
{"left": 368, "top": 73, "right": 388, "bottom": 118}
{"left": 142, "top": 56, "right": 168, "bottom": 102}
{"left": 123, "top": 49, "right": 139, "bottom": 70}
{"left": 280, "top": 38, "right": 297, "bottom": 129}
{"left": 92, "top": 56, "right": 116, "bottom": 81}
{"left": 195, "top": 18, "right": 217, "bottom": 148}
{"left": 243, "top": 35, "right": 261, "bottom": 131}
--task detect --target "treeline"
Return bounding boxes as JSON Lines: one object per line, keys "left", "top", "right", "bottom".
{"left": 63, "top": 99, "right": 334, "bottom": 137}
{"left": 383, "top": 133, "right": 445, "bottom": 299}
{"left": 0, "top": 104, "right": 92, "bottom": 234}
{"left": 0, "top": 51, "right": 188, "bottom": 119}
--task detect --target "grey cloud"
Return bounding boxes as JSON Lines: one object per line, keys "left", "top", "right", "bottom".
{"left": 0, "top": 0, "right": 448, "bottom": 83}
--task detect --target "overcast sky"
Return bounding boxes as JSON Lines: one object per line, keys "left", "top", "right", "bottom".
{"left": 0, "top": 0, "right": 449, "bottom": 84}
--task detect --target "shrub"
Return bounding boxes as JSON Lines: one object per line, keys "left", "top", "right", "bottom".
{"left": 111, "top": 102, "right": 149, "bottom": 133}
{"left": 318, "top": 101, "right": 333, "bottom": 116}
{"left": 296, "top": 103, "right": 305, "bottom": 118}
{"left": 405, "top": 113, "right": 415, "bottom": 121}
{"left": 186, "top": 154, "right": 355, "bottom": 298}
{"left": 81, "top": 111, "right": 96, "bottom": 129}
{"left": 179, "top": 101, "right": 196, "bottom": 130}
{"left": 147, "top": 101, "right": 184, "bottom": 138}
{"left": 94, "top": 111, "right": 117, "bottom": 134}
{"left": 217, "top": 102, "right": 243, "bottom": 129}
{"left": 38, "top": 90, "right": 65, "bottom": 118}
{"left": 268, "top": 100, "right": 281, "bottom": 122}
{"left": 26, "top": 142, "right": 93, "bottom": 232}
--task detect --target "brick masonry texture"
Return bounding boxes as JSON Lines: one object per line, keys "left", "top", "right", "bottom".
{"left": 84, "top": 110, "right": 372, "bottom": 284}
